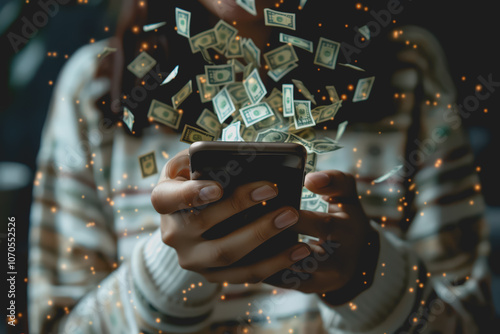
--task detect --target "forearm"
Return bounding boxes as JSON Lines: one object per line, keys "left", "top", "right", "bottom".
{"left": 318, "top": 222, "right": 494, "bottom": 334}
{"left": 60, "top": 229, "right": 220, "bottom": 333}
{"left": 130, "top": 228, "right": 221, "bottom": 332}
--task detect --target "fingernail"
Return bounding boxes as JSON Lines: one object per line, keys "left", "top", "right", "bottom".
{"left": 251, "top": 185, "right": 277, "bottom": 202}
{"left": 290, "top": 246, "right": 310, "bottom": 262}
{"left": 199, "top": 185, "right": 222, "bottom": 201}
{"left": 274, "top": 210, "right": 298, "bottom": 229}
{"left": 308, "top": 172, "right": 330, "bottom": 188}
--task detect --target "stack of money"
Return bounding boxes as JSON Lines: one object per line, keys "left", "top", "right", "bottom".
{"left": 134, "top": 4, "right": 377, "bottom": 219}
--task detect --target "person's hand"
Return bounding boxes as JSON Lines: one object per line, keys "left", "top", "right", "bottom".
{"left": 274, "top": 170, "right": 379, "bottom": 300}
{"left": 151, "top": 149, "right": 311, "bottom": 284}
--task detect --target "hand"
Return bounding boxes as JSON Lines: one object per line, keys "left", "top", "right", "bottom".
{"left": 275, "top": 170, "right": 379, "bottom": 300}
{"left": 151, "top": 149, "right": 311, "bottom": 284}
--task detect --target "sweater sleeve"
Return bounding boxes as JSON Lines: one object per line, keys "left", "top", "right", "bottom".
{"left": 28, "top": 41, "right": 219, "bottom": 334}
{"left": 61, "top": 229, "right": 220, "bottom": 334}
{"left": 317, "top": 26, "right": 494, "bottom": 334}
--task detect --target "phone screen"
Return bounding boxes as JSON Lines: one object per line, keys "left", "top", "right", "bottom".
{"left": 189, "top": 142, "right": 306, "bottom": 266}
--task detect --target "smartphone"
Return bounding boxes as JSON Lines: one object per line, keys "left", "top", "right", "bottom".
{"left": 189, "top": 141, "right": 307, "bottom": 267}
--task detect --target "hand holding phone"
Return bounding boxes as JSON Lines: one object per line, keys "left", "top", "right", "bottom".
{"left": 189, "top": 141, "right": 307, "bottom": 266}
{"left": 151, "top": 145, "right": 311, "bottom": 285}
{"left": 152, "top": 145, "right": 376, "bottom": 295}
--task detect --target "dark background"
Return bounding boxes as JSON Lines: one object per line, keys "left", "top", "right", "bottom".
{"left": 0, "top": 0, "right": 498, "bottom": 333}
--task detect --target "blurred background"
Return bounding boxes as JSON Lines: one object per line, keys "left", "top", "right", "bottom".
{"left": 0, "top": 0, "right": 498, "bottom": 332}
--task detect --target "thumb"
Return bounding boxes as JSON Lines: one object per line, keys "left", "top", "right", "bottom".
{"left": 304, "top": 170, "right": 358, "bottom": 201}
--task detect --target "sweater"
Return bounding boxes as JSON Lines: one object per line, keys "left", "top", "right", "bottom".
{"left": 28, "top": 25, "right": 493, "bottom": 334}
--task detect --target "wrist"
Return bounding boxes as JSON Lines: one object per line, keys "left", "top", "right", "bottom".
{"left": 317, "top": 222, "right": 416, "bottom": 332}
{"left": 320, "top": 225, "right": 380, "bottom": 306}
{"left": 131, "top": 229, "right": 220, "bottom": 317}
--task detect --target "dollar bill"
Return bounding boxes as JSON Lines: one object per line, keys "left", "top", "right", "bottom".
{"left": 243, "top": 38, "right": 261, "bottom": 67}
{"left": 314, "top": 37, "right": 341, "bottom": 70}
{"left": 268, "top": 62, "right": 298, "bottom": 82}
{"left": 239, "top": 102, "right": 274, "bottom": 127}
{"left": 358, "top": 25, "right": 371, "bottom": 40}
{"left": 213, "top": 19, "right": 238, "bottom": 53}
{"left": 226, "top": 36, "right": 244, "bottom": 58}
{"left": 352, "top": 76, "right": 375, "bottom": 102}
{"left": 180, "top": 124, "right": 216, "bottom": 144}
{"left": 228, "top": 58, "right": 245, "bottom": 73}
{"left": 304, "top": 152, "right": 317, "bottom": 174}
{"left": 255, "top": 129, "right": 290, "bottom": 143}
{"left": 301, "top": 187, "right": 317, "bottom": 201}
{"left": 264, "top": 8, "right": 296, "bottom": 30}
{"left": 338, "top": 63, "right": 366, "bottom": 72}
{"left": 227, "top": 82, "right": 249, "bottom": 105}
{"left": 175, "top": 7, "right": 191, "bottom": 38}
{"left": 240, "top": 124, "right": 257, "bottom": 141}
{"left": 213, "top": 87, "right": 236, "bottom": 123}
{"left": 325, "top": 85, "right": 340, "bottom": 103}
{"left": 230, "top": 113, "right": 243, "bottom": 124}
{"left": 205, "top": 64, "right": 235, "bottom": 86}
{"left": 196, "top": 74, "right": 219, "bottom": 103}
{"left": 279, "top": 33, "right": 313, "bottom": 52}
{"left": 295, "top": 128, "right": 317, "bottom": 141}
{"left": 335, "top": 120, "right": 348, "bottom": 141}
{"left": 293, "top": 100, "right": 315, "bottom": 129}
{"left": 143, "top": 21, "right": 166, "bottom": 32}
{"left": 264, "top": 88, "right": 282, "bottom": 114}
{"left": 222, "top": 121, "right": 244, "bottom": 141}
{"left": 373, "top": 165, "right": 403, "bottom": 183}
{"left": 199, "top": 46, "right": 214, "bottom": 64}
{"left": 138, "top": 151, "right": 158, "bottom": 178}
{"left": 254, "top": 128, "right": 311, "bottom": 152}
{"left": 298, "top": 233, "right": 320, "bottom": 243}
{"left": 189, "top": 29, "right": 218, "bottom": 53}
{"left": 311, "top": 138, "right": 343, "bottom": 154}
{"left": 97, "top": 46, "right": 117, "bottom": 59}
{"left": 252, "top": 111, "right": 283, "bottom": 131}
{"left": 301, "top": 196, "right": 328, "bottom": 212}
{"left": 291, "top": 79, "right": 316, "bottom": 104}
{"left": 313, "top": 101, "right": 342, "bottom": 123}
{"left": 282, "top": 83, "right": 294, "bottom": 117}
{"left": 123, "top": 107, "right": 135, "bottom": 131}
{"left": 236, "top": 0, "right": 256, "bottom": 15}
{"left": 127, "top": 51, "right": 157, "bottom": 78}
{"left": 263, "top": 44, "right": 298, "bottom": 71}
{"left": 286, "top": 132, "right": 314, "bottom": 152}
{"left": 196, "top": 108, "right": 222, "bottom": 136}
{"left": 242, "top": 63, "right": 255, "bottom": 80}
{"left": 171, "top": 80, "right": 192, "bottom": 109}
{"left": 161, "top": 65, "right": 179, "bottom": 86}
{"left": 243, "top": 68, "right": 267, "bottom": 105}
{"left": 147, "top": 99, "right": 182, "bottom": 129}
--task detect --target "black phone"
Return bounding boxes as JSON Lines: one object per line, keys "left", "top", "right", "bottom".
{"left": 189, "top": 141, "right": 307, "bottom": 267}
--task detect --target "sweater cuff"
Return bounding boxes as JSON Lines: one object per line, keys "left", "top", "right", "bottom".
{"left": 131, "top": 228, "right": 220, "bottom": 324}
{"left": 318, "top": 222, "right": 420, "bottom": 333}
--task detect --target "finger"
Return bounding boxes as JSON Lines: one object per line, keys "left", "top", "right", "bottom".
{"left": 151, "top": 179, "right": 223, "bottom": 214}
{"left": 304, "top": 170, "right": 358, "bottom": 202}
{"left": 321, "top": 197, "right": 348, "bottom": 213}
{"left": 197, "top": 207, "right": 299, "bottom": 267}
{"left": 201, "top": 243, "right": 311, "bottom": 284}
{"left": 194, "top": 181, "right": 278, "bottom": 231}
{"left": 286, "top": 239, "right": 342, "bottom": 274}
{"left": 290, "top": 210, "right": 347, "bottom": 240}
{"left": 165, "top": 149, "right": 190, "bottom": 180}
